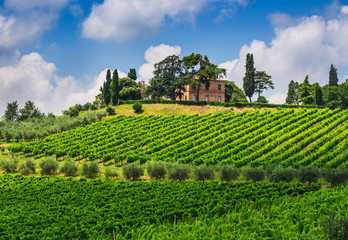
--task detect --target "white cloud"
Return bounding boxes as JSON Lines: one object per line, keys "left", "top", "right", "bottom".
{"left": 138, "top": 44, "right": 181, "bottom": 83}
{"left": 82, "top": 0, "right": 249, "bottom": 41}
{"left": 0, "top": 52, "right": 127, "bottom": 115}
{"left": 0, "top": 0, "right": 68, "bottom": 51}
{"left": 341, "top": 6, "right": 348, "bottom": 15}
{"left": 219, "top": 13, "right": 348, "bottom": 104}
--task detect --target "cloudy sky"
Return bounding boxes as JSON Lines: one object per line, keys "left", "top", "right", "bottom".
{"left": 1, "top": 0, "right": 348, "bottom": 115}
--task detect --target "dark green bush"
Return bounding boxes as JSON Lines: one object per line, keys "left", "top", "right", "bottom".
{"left": 298, "top": 166, "right": 321, "bottom": 185}
{"left": 146, "top": 161, "right": 166, "bottom": 180}
{"left": 60, "top": 158, "right": 78, "bottom": 176}
{"left": 132, "top": 102, "right": 143, "bottom": 113}
{"left": 104, "top": 167, "right": 119, "bottom": 179}
{"left": 193, "top": 165, "right": 215, "bottom": 183}
{"left": 122, "top": 164, "right": 144, "bottom": 180}
{"left": 322, "top": 168, "right": 348, "bottom": 186}
{"left": 219, "top": 165, "right": 239, "bottom": 182}
{"left": 106, "top": 106, "right": 115, "bottom": 115}
{"left": 0, "top": 157, "right": 18, "bottom": 173}
{"left": 264, "top": 164, "right": 278, "bottom": 177}
{"left": 81, "top": 161, "right": 100, "bottom": 178}
{"left": 243, "top": 167, "right": 265, "bottom": 182}
{"left": 269, "top": 167, "right": 297, "bottom": 183}
{"left": 40, "top": 157, "right": 59, "bottom": 175}
{"left": 167, "top": 163, "right": 191, "bottom": 181}
{"left": 320, "top": 213, "right": 348, "bottom": 240}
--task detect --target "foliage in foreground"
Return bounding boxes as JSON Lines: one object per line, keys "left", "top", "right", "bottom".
{"left": 0, "top": 174, "right": 331, "bottom": 239}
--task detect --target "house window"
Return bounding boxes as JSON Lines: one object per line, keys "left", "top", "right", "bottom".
{"left": 205, "top": 95, "right": 209, "bottom": 101}
{"left": 218, "top": 96, "right": 221, "bottom": 102}
{"left": 218, "top": 84, "right": 221, "bottom": 90}
{"left": 193, "top": 95, "right": 196, "bottom": 101}
{"left": 185, "top": 95, "right": 187, "bottom": 101}
{"left": 205, "top": 84, "right": 209, "bottom": 90}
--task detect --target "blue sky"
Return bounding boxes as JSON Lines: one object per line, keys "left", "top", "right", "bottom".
{"left": 1, "top": 0, "right": 348, "bottom": 114}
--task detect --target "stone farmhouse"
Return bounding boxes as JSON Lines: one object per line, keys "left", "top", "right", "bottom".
{"left": 176, "top": 79, "right": 225, "bottom": 102}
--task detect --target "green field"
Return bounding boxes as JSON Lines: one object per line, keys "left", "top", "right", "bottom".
{"left": 1, "top": 174, "right": 346, "bottom": 239}
{"left": 20, "top": 108, "right": 348, "bottom": 168}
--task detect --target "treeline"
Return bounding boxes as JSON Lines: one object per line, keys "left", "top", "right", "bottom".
{"left": 1, "top": 157, "right": 347, "bottom": 187}
{"left": 122, "top": 99, "right": 324, "bottom": 109}
{"left": 286, "top": 64, "right": 348, "bottom": 109}
{"left": 0, "top": 112, "right": 106, "bottom": 142}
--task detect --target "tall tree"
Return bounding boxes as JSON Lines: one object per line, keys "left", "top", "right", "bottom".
{"left": 315, "top": 85, "right": 324, "bottom": 105}
{"left": 243, "top": 53, "right": 255, "bottom": 102}
{"left": 128, "top": 68, "right": 137, "bottom": 80}
{"left": 286, "top": 80, "right": 298, "bottom": 104}
{"left": 100, "top": 69, "right": 112, "bottom": 105}
{"left": 111, "top": 69, "right": 120, "bottom": 105}
{"left": 4, "top": 101, "right": 19, "bottom": 121}
{"left": 298, "top": 75, "right": 315, "bottom": 105}
{"left": 18, "top": 100, "right": 42, "bottom": 121}
{"left": 183, "top": 53, "right": 226, "bottom": 101}
{"left": 146, "top": 55, "right": 185, "bottom": 100}
{"left": 329, "top": 64, "right": 338, "bottom": 86}
{"left": 254, "top": 71, "right": 274, "bottom": 100}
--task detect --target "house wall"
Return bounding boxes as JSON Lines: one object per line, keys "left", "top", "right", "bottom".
{"left": 177, "top": 79, "right": 225, "bottom": 102}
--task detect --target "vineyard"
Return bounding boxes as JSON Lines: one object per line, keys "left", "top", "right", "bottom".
{"left": 20, "top": 108, "right": 348, "bottom": 168}
{"left": 2, "top": 174, "right": 346, "bottom": 239}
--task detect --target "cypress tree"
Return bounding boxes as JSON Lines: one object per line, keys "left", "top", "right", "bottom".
{"left": 101, "top": 69, "right": 112, "bottom": 105}
{"left": 111, "top": 69, "right": 120, "bottom": 105}
{"left": 286, "top": 80, "right": 297, "bottom": 104}
{"left": 329, "top": 64, "right": 338, "bottom": 86}
{"left": 128, "top": 68, "right": 137, "bottom": 80}
{"left": 243, "top": 53, "right": 255, "bottom": 102}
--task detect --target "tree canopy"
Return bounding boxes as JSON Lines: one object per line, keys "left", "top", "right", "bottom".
{"left": 254, "top": 71, "right": 274, "bottom": 101}
{"left": 243, "top": 53, "right": 255, "bottom": 102}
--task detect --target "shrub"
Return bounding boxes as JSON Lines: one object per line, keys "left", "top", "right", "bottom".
{"left": 60, "top": 158, "right": 78, "bottom": 176}
{"left": 264, "top": 164, "right": 277, "bottom": 177}
{"left": 132, "top": 102, "right": 143, "bottom": 113}
{"left": 269, "top": 166, "right": 297, "bottom": 183}
{"left": 0, "top": 157, "right": 19, "bottom": 173}
{"left": 243, "top": 167, "right": 265, "bottom": 182}
{"left": 320, "top": 213, "right": 348, "bottom": 240}
{"left": 167, "top": 163, "right": 191, "bottom": 181}
{"left": 1, "top": 146, "right": 5, "bottom": 153}
{"left": 68, "top": 107, "right": 79, "bottom": 117}
{"left": 298, "top": 166, "right": 321, "bottom": 185}
{"left": 81, "top": 161, "right": 100, "bottom": 178}
{"left": 18, "top": 162, "right": 30, "bottom": 175}
{"left": 146, "top": 161, "right": 166, "bottom": 180}
{"left": 40, "top": 157, "right": 59, "bottom": 175}
{"left": 106, "top": 106, "right": 115, "bottom": 115}
{"left": 25, "top": 159, "right": 36, "bottom": 173}
{"left": 322, "top": 168, "right": 348, "bottom": 186}
{"left": 19, "top": 159, "right": 36, "bottom": 175}
{"left": 122, "top": 164, "right": 144, "bottom": 180}
{"left": 104, "top": 167, "right": 119, "bottom": 179}
{"left": 193, "top": 165, "right": 215, "bottom": 183}
{"left": 219, "top": 165, "right": 239, "bottom": 182}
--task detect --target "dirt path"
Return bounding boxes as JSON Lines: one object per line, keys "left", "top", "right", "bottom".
{"left": 0, "top": 144, "right": 10, "bottom": 147}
